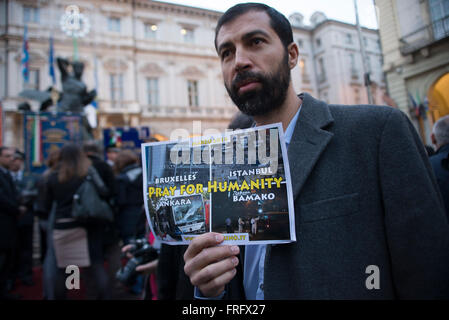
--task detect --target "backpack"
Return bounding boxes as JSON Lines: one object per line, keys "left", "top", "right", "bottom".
{"left": 71, "top": 166, "right": 114, "bottom": 223}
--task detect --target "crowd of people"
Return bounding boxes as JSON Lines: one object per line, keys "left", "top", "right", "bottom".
{"left": 0, "top": 141, "right": 153, "bottom": 300}
{"left": 2, "top": 2, "right": 449, "bottom": 301}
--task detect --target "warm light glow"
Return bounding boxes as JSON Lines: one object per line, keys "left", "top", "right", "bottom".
{"left": 181, "top": 28, "right": 187, "bottom": 35}
{"left": 429, "top": 73, "right": 449, "bottom": 120}
{"left": 299, "top": 59, "right": 305, "bottom": 69}
{"left": 151, "top": 25, "right": 158, "bottom": 31}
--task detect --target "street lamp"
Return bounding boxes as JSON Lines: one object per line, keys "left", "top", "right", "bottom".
{"left": 60, "top": 5, "right": 90, "bottom": 61}
{"left": 354, "top": 0, "right": 374, "bottom": 104}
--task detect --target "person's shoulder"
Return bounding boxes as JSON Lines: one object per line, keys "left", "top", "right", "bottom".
{"left": 327, "top": 103, "right": 410, "bottom": 130}
{"left": 328, "top": 103, "right": 399, "bottom": 120}
{"left": 91, "top": 156, "right": 115, "bottom": 175}
{"left": 46, "top": 171, "right": 59, "bottom": 186}
{"left": 430, "top": 151, "right": 447, "bottom": 165}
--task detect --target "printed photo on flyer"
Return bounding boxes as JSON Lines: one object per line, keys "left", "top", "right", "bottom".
{"left": 141, "top": 123, "right": 296, "bottom": 245}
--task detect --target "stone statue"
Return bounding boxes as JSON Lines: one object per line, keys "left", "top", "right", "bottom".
{"left": 19, "top": 57, "right": 96, "bottom": 113}
{"left": 57, "top": 57, "right": 96, "bottom": 112}
{"left": 19, "top": 57, "right": 96, "bottom": 139}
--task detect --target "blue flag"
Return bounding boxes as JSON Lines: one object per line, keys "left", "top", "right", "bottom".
{"left": 21, "top": 25, "right": 29, "bottom": 83}
{"left": 49, "top": 35, "right": 56, "bottom": 85}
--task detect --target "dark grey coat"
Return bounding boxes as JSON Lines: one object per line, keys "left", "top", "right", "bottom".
{"left": 228, "top": 93, "right": 449, "bottom": 299}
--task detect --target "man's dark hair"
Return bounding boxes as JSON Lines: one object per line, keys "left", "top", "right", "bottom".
{"left": 83, "top": 140, "right": 102, "bottom": 156}
{"left": 0, "top": 146, "right": 11, "bottom": 156}
{"left": 214, "top": 3, "right": 294, "bottom": 50}
{"left": 13, "top": 150, "right": 25, "bottom": 160}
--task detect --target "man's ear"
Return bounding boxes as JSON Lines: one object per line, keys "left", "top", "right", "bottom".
{"left": 431, "top": 132, "right": 438, "bottom": 147}
{"left": 287, "top": 42, "right": 299, "bottom": 70}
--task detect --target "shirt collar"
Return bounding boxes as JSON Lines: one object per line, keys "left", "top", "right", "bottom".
{"left": 284, "top": 104, "right": 302, "bottom": 146}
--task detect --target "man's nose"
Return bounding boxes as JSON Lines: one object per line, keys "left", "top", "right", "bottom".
{"left": 234, "top": 48, "right": 252, "bottom": 72}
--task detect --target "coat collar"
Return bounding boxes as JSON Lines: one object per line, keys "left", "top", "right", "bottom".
{"left": 287, "top": 93, "right": 334, "bottom": 200}
{"left": 436, "top": 143, "right": 449, "bottom": 155}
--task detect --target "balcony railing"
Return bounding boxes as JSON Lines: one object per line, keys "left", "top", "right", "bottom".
{"left": 350, "top": 68, "right": 359, "bottom": 80}
{"left": 144, "top": 105, "right": 236, "bottom": 119}
{"left": 399, "top": 14, "right": 449, "bottom": 55}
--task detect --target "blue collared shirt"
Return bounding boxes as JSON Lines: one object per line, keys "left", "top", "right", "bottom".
{"left": 243, "top": 106, "right": 301, "bottom": 300}
{"left": 195, "top": 105, "right": 301, "bottom": 300}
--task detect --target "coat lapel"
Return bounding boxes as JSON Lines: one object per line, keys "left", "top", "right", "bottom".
{"left": 288, "top": 93, "right": 334, "bottom": 200}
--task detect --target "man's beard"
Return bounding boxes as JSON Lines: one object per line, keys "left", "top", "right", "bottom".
{"left": 225, "top": 52, "right": 291, "bottom": 117}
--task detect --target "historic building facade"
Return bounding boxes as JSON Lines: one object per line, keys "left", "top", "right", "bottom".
{"left": 375, "top": 0, "right": 449, "bottom": 143}
{"left": 1, "top": 0, "right": 384, "bottom": 148}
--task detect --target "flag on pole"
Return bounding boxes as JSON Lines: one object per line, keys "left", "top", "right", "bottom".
{"left": 31, "top": 115, "right": 43, "bottom": 166}
{"left": 49, "top": 35, "right": 56, "bottom": 85}
{"left": 22, "top": 25, "right": 30, "bottom": 84}
{"left": 409, "top": 93, "right": 419, "bottom": 117}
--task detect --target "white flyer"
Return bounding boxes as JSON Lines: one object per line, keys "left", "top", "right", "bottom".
{"left": 141, "top": 123, "right": 296, "bottom": 245}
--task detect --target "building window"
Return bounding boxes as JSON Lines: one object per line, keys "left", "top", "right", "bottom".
{"left": 429, "top": 0, "right": 449, "bottom": 40}
{"left": 318, "top": 57, "right": 326, "bottom": 82}
{"left": 24, "top": 69, "right": 40, "bottom": 90}
{"left": 346, "top": 33, "right": 353, "bottom": 44}
{"left": 108, "top": 17, "right": 121, "bottom": 33}
{"left": 297, "top": 39, "right": 304, "bottom": 48}
{"left": 366, "top": 55, "right": 372, "bottom": 72}
{"left": 144, "top": 23, "right": 158, "bottom": 39}
{"left": 147, "top": 77, "right": 159, "bottom": 106}
{"left": 23, "top": 6, "right": 40, "bottom": 24}
{"left": 110, "top": 74, "right": 124, "bottom": 105}
{"left": 181, "top": 27, "right": 195, "bottom": 43}
{"left": 350, "top": 53, "right": 358, "bottom": 78}
{"left": 299, "top": 58, "right": 310, "bottom": 83}
{"left": 316, "top": 38, "right": 322, "bottom": 48}
{"left": 299, "top": 58, "right": 305, "bottom": 73}
{"left": 187, "top": 80, "right": 199, "bottom": 107}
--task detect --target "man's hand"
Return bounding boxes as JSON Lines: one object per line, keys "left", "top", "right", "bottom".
{"left": 184, "top": 233, "right": 240, "bottom": 298}
{"left": 136, "top": 259, "right": 158, "bottom": 275}
{"left": 121, "top": 244, "right": 134, "bottom": 259}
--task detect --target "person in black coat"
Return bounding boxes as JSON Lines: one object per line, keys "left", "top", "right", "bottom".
{"left": 430, "top": 115, "right": 449, "bottom": 220}
{"left": 114, "top": 149, "right": 145, "bottom": 245}
{"left": 10, "top": 150, "right": 39, "bottom": 286}
{"left": 0, "top": 147, "right": 26, "bottom": 299}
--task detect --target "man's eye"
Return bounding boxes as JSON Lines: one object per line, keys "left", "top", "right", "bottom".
{"left": 221, "top": 50, "right": 231, "bottom": 59}
{"left": 252, "top": 38, "right": 263, "bottom": 45}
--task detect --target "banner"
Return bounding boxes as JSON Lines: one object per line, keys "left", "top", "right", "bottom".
{"left": 103, "top": 127, "right": 151, "bottom": 154}
{"left": 24, "top": 112, "right": 83, "bottom": 174}
{"left": 141, "top": 123, "right": 296, "bottom": 245}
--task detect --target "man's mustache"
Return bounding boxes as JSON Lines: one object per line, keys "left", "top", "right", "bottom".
{"left": 231, "top": 71, "right": 265, "bottom": 92}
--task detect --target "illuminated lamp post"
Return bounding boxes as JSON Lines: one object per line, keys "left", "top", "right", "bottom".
{"left": 60, "top": 5, "right": 90, "bottom": 61}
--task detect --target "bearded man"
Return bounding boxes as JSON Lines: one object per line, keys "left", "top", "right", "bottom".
{"left": 183, "top": 3, "right": 449, "bottom": 300}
